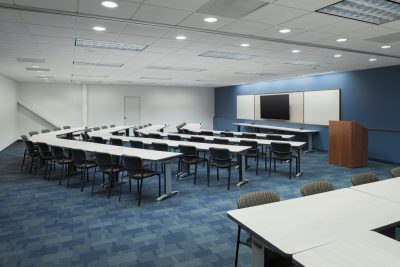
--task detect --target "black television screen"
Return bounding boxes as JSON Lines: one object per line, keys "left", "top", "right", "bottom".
{"left": 260, "top": 94, "right": 290, "bottom": 120}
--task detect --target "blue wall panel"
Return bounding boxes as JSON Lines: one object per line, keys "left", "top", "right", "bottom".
{"left": 214, "top": 65, "right": 400, "bottom": 164}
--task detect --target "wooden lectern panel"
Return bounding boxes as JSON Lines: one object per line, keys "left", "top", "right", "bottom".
{"left": 329, "top": 121, "right": 368, "bottom": 168}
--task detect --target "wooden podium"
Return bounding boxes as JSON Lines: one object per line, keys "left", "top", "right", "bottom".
{"left": 329, "top": 120, "right": 368, "bottom": 168}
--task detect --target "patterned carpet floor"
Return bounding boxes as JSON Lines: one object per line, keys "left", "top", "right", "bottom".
{"left": 0, "top": 141, "right": 398, "bottom": 267}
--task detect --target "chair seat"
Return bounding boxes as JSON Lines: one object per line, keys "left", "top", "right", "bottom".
{"left": 75, "top": 161, "right": 96, "bottom": 169}
{"left": 101, "top": 166, "right": 123, "bottom": 174}
{"left": 272, "top": 155, "right": 295, "bottom": 161}
{"left": 212, "top": 161, "right": 236, "bottom": 168}
{"left": 245, "top": 151, "right": 265, "bottom": 157}
{"left": 56, "top": 158, "right": 73, "bottom": 164}
{"left": 182, "top": 157, "right": 206, "bottom": 164}
{"left": 128, "top": 169, "right": 160, "bottom": 179}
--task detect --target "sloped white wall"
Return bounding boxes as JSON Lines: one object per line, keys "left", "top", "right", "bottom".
{"left": 0, "top": 74, "right": 18, "bottom": 151}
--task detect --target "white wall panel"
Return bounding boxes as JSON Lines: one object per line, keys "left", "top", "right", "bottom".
{"left": 0, "top": 74, "right": 18, "bottom": 151}
{"left": 304, "top": 89, "right": 340, "bottom": 126}
{"left": 236, "top": 95, "right": 254, "bottom": 120}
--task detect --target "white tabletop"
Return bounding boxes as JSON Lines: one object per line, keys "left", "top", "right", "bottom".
{"left": 137, "top": 124, "right": 169, "bottom": 134}
{"left": 176, "top": 129, "right": 294, "bottom": 140}
{"left": 351, "top": 178, "right": 400, "bottom": 204}
{"left": 109, "top": 146, "right": 180, "bottom": 161}
{"left": 95, "top": 125, "right": 133, "bottom": 133}
{"left": 234, "top": 123, "right": 319, "bottom": 134}
{"left": 293, "top": 231, "right": 400, "bottom": 267}
{"left": 37, "top": 127, "right": 86, "bottom": 136}
{"left": 227, "top": 188, "right": 400, "bottom": 256}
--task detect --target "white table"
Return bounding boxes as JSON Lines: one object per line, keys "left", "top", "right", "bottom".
{"left": 182, "top": 128, "right": 294, "bottom": 140}
{"left": 137, "top": 124, "right": 169, "bottom": 134}
{"left": 227, "top": 188, "right": 400, "bottom": 267}
{"left": 293, "top": 231, "right": 400, "bottom": 267}
{"left": 351, "top": 178, "right": 400, "bottom": 204}
{"left": 98, "top": 125, "right": 134, "bottom": 136}
{"left": 233, "top": 123, "right": 319, "bottom": 152}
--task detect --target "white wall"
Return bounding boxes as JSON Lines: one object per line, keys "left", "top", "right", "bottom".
{"left": 17, "top": 82, "right": 214, "bottom": 134}
{"left": 0, "top": 74, "right": 18, "bottom": 151}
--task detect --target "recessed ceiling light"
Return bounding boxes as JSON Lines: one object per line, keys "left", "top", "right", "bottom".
{"left": 369, "top": 58, "right": 377, "bottom": 62}
{"left": 31, "top": 65, "right": 40, "bottom": 68}
{"left": 240, "top": 43, "right": 250, "bottom": 47}
{"left": 75, "top": 39, "right": 148, "bottom": 51}
{"left": 336, "top": 38, "right": 348, "bottom": 42}
{"left": 334, "top": 54, "right": 342, "bottom": 58}
{"left": 93, "top": 26, "right": 106, "bottom": 32}
{"left": 176, "top": 35, "right": 187, "bottom": 40}
{"left": 291, "top": 49, "right": 301, "bottom": 53}
{"left": 101, "top": 1, "right": 118, "bottom": 8}
{"left": 381, "top": 44, "right": 391, "bottom": 49}
{"left": 204, "top": 17, "right": 218, "bottom": 23}
{"left": 279, "top": 28, "right": 291, "bottom": 34}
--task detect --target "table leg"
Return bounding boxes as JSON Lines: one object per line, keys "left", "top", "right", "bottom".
{"left": 252, "top": 236, "right": 265, "bottom": 267}
{"left": 236, "top": 154, "right": 249, "bottom": 187}
{"left": 237, "top": 125, "right": 241, "bottom": 132}
{"left": 157, "top": 161, "right": 178, "bottom": 201}
{"left": 125, "top": 128, "right": 129, "bottom": 136}
{"left": 296, "top": 147, "right": 303, "bottom": 177}
{"left": 304, "top": 133, "right": 314, "bottom": 153}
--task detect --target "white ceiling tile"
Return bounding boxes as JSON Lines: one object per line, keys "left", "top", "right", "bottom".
{"left": 162, "top": 29, "right": 207, "bottom": 41}
{"left": 78, "top": 0, "right": 140, "bottom": 19}
{"left": 347, "top": 26, "right": 398, "bottom": 40}
{"left": 144, "top": 0, "right": 209, "bottom": 11}
{"left": 282, "top": 13, "right": 343, "bottom": 30}
{"left": 0, "top": 21, "right": 28, "bottom": 34}
{"left": 255, "top": 26, "right": 307, "bottom": 39}
{"left": 150, "top": 38, "right": 191, "bottom": 48}
{"left": 14, "top": 0, "right": 79, "bottom": 12}
{"left": 121, "top": 24, "right": 169, "bottom": 37}
{"left": 285, "top": 30, "right": 334, "bottom": 42}
{"left": 243, "top": 4, "right": 309, "bottom": 25}
{"left": 76, "top": 17, "right": 125, "bottom": 33}
{"left": 0, "top": 9, "right": 23, "bottom": 22}
{"left": 196, "top": 33, "right": 241, "bottom": 44}
{"left": 27, "top": 24, "right": 75, "bottom": 38}
{"left": 0, "top": 0, "right": 14, "bottom": 3}
{"left": 274, "top": 0, "right": 339, "bottom": 11}
{"left": 218, "top": 19, "right": 272, "bottom": 35}
{"left": 0, "top": 32, "right": 34, "bottom": 43}
{"left": 133, "top": 4, "right": 191, "bottom": 25}
{"left": 75, "top": 29, "right": 119, "bottom": 41}
{"left": 314, "top": 20, "right": 370, "bottom": 35}
{"left": 382, "top": 20, "right": 400, "bottom": 31}
{"left": 178, "top": 13, "right": 235, "bottom": 30}
{"left": 32, "top": 35, "right": 75, "bottom": 45}
{"left": 20, "top": 11, "right": 76, "bottom": 28}
{"left": 115, "top": 34, "right": 158, "bottom": 44}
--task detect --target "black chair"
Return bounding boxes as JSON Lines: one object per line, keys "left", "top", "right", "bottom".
{"left": 92, "top": 136, "right": 106, "bottom": 144}
{"left": 133, "top": 130, "right": 140, "bottom": 137}
{"left": 189, "top": 136, "right": 207, "bottom": 165}
{"left": 70, "top": 149, "right": 96, "bottom": 191}
{"left": 151, "top": 142, "right": 169, "bottom": 184}
{"left": 101, "top": 126, "right": 108, "bottom": 129}
{"left": 138, "top": 126, "right": 143, "bottom": 129}
{"left": 110, "top": 124, "right": 116, "bottom": 128}
{"left": 21, "top": 140, "right": 39, "bottom": 173}
{"left": 178, "top": 145, "right": 208, "bottom": 185}
{"left": 241, "top": 133, "right": 257, "bottom": 139}
{"left": 29, "top": 131, "right": 39, "bottom": 136}
{"left": 269, "top": 142, "right": 297, "bottom": 179}
{"left": 21, "top": 135, "right": 29, "bottom": 141}
{"left": 201, "top": 131, "right": 214, "bottom": 136}
{"left": 37, "top": 142, "right": 54, "bottom": 180}
{"left": 53, "top": 127, "right": 61, "bottom": 131}
{"left": 208, "top": 148, "right": 236, "bottom": 190}
{"left": 148, "top": 133, "right": 162, "bottom": 139}
{"left": 130, "top": 140, "right": 144, "bottom": 149}
{"left": 110, "top": 138, "right": 123, "bottom": 146}
{"left": 63, "top": 126, "right": 71, "bottom": 129}
{"left": 167, "top": 135, "right": 181, "bottom": 141}
{"left": 214, "top": 138, "right": 229, "bottom": 145}
{"left": 221, "top": 131, "right": 234, "bottom": 137}
{"left": 239, "top": 140, "right": 266, "bottom": 175}
{"left": 93, "top": 127, "right": 101, "bottom": 131}
{"left": 51, "top": 146, "right": 73, "bottom": 185}
{"left": 120, "top": 155, "right": 161, "bottom": 206}
{"left": 267, "top": 135, "right": 283, "bottom": 141}
{"left": 92, "top": 152, "right": 123, "bottom": 199}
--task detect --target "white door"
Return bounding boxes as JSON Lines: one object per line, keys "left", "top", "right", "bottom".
{"left": 124, "top": 96, "right": 141, "bottom": 127}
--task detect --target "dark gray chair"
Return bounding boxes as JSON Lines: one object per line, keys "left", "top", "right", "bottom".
{"left": 239, "top": 140, "right": 266, "bottom": 175}
{"left": 110, "top": 138, "right": 123, "bottom": 146}
{"left": 269, "top": 142, "right": 297, "bottom": 179}
{"left": 51, "top": 146, "right": 73, "bottom": 185}
{"left": 21, "top": 139, "right": 39, "bottom": 173}
{"left": 178, "top": 145, "right": 208, "bottom": 185}
{"left": 208, "top": 148, "right": 236, "bottom": 190}
{"left": 130, "top": 140, "right": 144, "bottom": 149}
{"left": 92, "top": 136, "right": 106, "bottom": 144}
{"left": 92, "top": 152, "right": 123, "bottom": 199}
{"left": 70, "top": 149, "right": 96, "bottom": 191}
{"left": 63, "top": 126, "right": 71, "bottom": 129}
{"left": 29, "top": 131, "right": 39, "bottom": 136}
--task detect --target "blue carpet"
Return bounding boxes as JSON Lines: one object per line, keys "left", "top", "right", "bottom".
{"left": 0, "top": 141, "right": 397, "bottom": 267}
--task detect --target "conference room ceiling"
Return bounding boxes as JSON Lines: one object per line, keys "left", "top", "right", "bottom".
{"left": 0, "top": 0, "right": 399, "bottom": 87}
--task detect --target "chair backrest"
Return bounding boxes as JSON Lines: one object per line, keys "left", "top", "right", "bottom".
{"left": 29, "top": 131, "right": 39, "bottom": 136}
{"left": 201, "top": 131, "right": 214, "bottom": 136}
{"left": 149, "top": 133, "right": 162, "bottom": 139}
{"left": 101, "top": 126, "right": 108, "bottom": 129}
{"left": 53, "top": 127, "right": 61, "bottom": 131}
{"left": 221, "top": 131, "right": 234, "bottom": 137}
{"left": 182, "top": 129, "right": 189, "bottom": 134}
{"left": 237, "top": 190, "right": 280, "bottom": 209}
{"left": 300, "top": 181, "right": 335, "bottom": 197}
{"left": 93, "top": 127, "right": 101, "bottom": 131}
{"left": 63, "top": 126, "right": 71, "bottom": 129}
{"left": 391, "top": 167, "right": 400, "bottom": 178}
{"left": 267, "top": 135, "right": 283, "bottom": 141}
{"left": 148, "top": 123, "right": 152, "bottom": 126}
{"left": 110, "top": 124, "right": 116, "bottom": 128}
{"left": 239, "top": 140, "right": 258, "bottom": 150}
{"left": 190, "top": 136, "right": 205, "bottom": 143}
{"left": 214, "top": 138, "right": 229, "bottom": 145}
{"left": 41, "top": 129, "right": 51, "bottom": 133}
{"left": 23, "top": 140, "right": 36, "bottom": 153}
{"left": 152, "top": 142, "right": 169, "bottom": 151}
{"left": 80, "top": 133, "right": 88, "bottom": 141}
{"left": 130, "top": 140, "right": 144, "bottom": 149}
{"left": 94, "top": 152, "right": 113, "bottom": 171}
{"left": 271, "top": 142, "right": 291, "bottom": 154}
{"left": 138, "top": 126, "right": 143, "bottom": 129}
{"left": 70, "top": 149, "right": 86, "bottom": 164}
{"left": 21, "top": 135, "right": 29, "bottom": 141}
{"left": 92, "top": 136, "right": 106, "bottom": 144}
{"left": 168, "top": 135, "right": 181, "bottom": 141}
{"left": 178, "top": 145, "right": 197, "bottom": 158}
{"left": 351, "top": 173, "right": 380, "bottom": 186}
{"left": 37, "top": 142, "right": 51, "bottom": 157}
{"left": 86, "top": 128, "right": 92, "bottom": 132}
{"left": 133, "top": 131, "right": 140, "bottom": 137}
{"left": 209, "top": 147, "right": 230, "bottom": 161}
{"left": 110, "top": 138, "right": 123, "bottom": 146}
{"left": 242, "top": 133, "right": 257, "bottom": 139}
{"left": 122, "top": 155, "right": 143, "bottom": 176}
{"left": 51, "top": 146, "right": 65, "bottom": 161}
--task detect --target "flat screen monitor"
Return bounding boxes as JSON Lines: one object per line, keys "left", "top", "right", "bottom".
{"left": 260, "top": 94, "right": 290, "bottom": 120}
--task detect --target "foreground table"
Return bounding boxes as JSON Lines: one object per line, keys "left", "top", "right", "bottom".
{"left": 293, "top": 231, "right": 400, "bottom": 267}
{"left": 351, "top": 177, "right": 400, "bottom": 204}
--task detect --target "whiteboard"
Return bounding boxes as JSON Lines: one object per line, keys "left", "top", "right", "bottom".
{"left": 304, "top": 89, "right": 340, "bottom": 126}
{"left": 237, "top": 95, "right": 254, "bottom": 120}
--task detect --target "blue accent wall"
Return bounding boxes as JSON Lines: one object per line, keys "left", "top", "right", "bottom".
{"left": 214, "top": 65, "right": 400, "bottom": 164}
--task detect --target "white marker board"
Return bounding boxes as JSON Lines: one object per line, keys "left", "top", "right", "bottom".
{"left": 237, "top": 95, "right": 254, "bottom": 120}
{"left": 304, "top": 89, "right": 340, "bottom": 126}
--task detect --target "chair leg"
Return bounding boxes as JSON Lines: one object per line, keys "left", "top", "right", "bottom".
{"left": 256, "top": 156, "right": 259, "bottom": 175}
{"left": 129, "top": 177, "right": 132, "bottom": 192}
{"left": 21, "top": 150, "right": 26, "bottom": 172}
{"left": 274, "top": 159, "right": 276, "bottom": 172}
{"left": 119, "top": 176, "right": 124, "bottom": 201}
{"left": 59, "top": 163, "right": 64, "bottom": 185}
{"left": 207, "top": 161, "right": 210, "bottom": 187}
{"left": 107, "top": 174, "right": 112, "bottom": 199}
{"left": 234, "top": 226, "right": 241, "bottom": 267}
{"left": 289, "top": 160, "right": 292, "bottom": 179}
{"left": 217, "top": 168, "right": 219, "bottom": 181}
{"left": 227, "top": 167, "right": 231, "bottom": 191}
{"left": 80, "top": 169, "right": 85, "bottom": 192}
{"left": 138, "top": 179, "right": 143, "bottom": 206}
{"left": 194, "top": 163, "right": 197, "bottom": 184}
{"left": 30, "top": 155, "right": 34, "bottom": 174}
{"left": 269, "top": 157, "right": 272, "bottom": 176}
{"left": 91, "top": 171, "right": 96, "bottom": 193}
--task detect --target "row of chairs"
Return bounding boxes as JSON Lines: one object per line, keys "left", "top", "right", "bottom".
{"left": 233, "top": 169, "right": 400, "bottom": 266}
